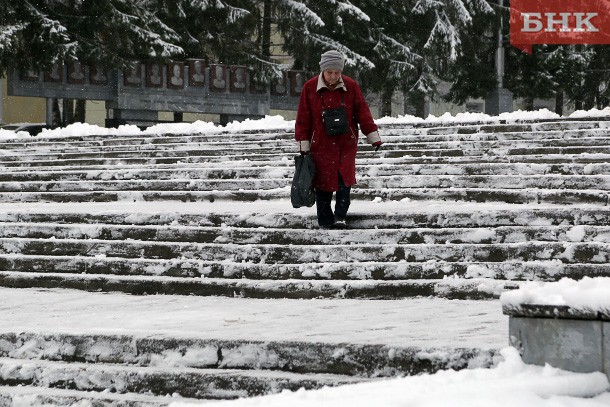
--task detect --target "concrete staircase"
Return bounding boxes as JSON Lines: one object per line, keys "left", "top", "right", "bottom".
{"left": 0, "top": 117, "right": 609, "bottom": 405}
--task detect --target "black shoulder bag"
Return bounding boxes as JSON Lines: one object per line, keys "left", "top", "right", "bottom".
{"left": 321, "top": 91, "right": 349, "bottom": 136}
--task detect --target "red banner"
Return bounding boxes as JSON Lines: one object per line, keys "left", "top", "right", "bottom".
{"left": 510, "top": 0, "right": 610, "bottom": 53}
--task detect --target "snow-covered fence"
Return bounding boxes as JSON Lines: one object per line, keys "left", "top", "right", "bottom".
{"left": 502, "top": 277, "right": 610, "bottom": 378}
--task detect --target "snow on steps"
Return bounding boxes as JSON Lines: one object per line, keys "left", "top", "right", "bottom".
{"left": 0, "top": 120, "right": 609, "bottom": 204}
{"left": 0, "top": 385, "right": 171, "bottom": 407}
{"left": 0, "top": 332, "right": 497, "bottom": 378}
{"left": 0, "top": 332, "right": 497, "bottom": 403}
{"left": 0, "top": 118, "right": 608, "bottom": 403}
{"left": 0, "top": 357, "right": 361, "bottom": 400}
{"left": 0, "top": 205, "right": 607, "bottom": 298}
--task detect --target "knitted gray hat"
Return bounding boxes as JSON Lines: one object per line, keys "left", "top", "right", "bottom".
{"left": 319, "top": 50, "right": 345, "bottom": 71}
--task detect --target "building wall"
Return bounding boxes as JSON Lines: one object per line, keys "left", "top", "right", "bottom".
{"left": 85, "top": 99, "right": 107, "bottom": 127}
{"left": 1, "top": 78, "right": 46, "bottom": 125}
{"left": 1, "top": 76, "right": 575, "bottom": 127}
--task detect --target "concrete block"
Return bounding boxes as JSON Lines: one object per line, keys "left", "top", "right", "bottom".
{"left": 509, "top": 316, "right": 603, "bottom": 373}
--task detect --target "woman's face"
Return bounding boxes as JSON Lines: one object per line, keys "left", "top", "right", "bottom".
{"left": 323, "top": 69, "right": 342, "bottom": 86}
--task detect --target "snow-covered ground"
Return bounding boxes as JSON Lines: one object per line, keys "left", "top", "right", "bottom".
{"left": 2, "top": 109, "right": 610, "bottom": 405}
{"left": 0, "top": 287, "right": 506, "bottom": 348}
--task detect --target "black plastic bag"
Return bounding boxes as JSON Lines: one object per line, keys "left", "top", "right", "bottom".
{"left": 290, "top": 154, "right": 316, "bottom": 208}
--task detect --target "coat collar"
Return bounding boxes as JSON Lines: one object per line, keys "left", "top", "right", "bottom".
{"left": 316, "top": 72, "right": 346, "bottom": 92}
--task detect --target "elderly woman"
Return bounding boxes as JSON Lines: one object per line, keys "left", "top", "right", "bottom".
{"left": 295, "top": 50, "right": 382, "bottom": 229}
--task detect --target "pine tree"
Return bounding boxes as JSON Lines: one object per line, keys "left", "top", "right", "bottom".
{"left": 359, "top": 0, "right": 495, "bottom": 116}
{"left": 0, "top": 0, "right": 184, "bottom": 75}
{"left": 544, "top": 45, "right": 591, "bottom": 114}
{"left": 0, "top": 0, "right": 78, "bottom": 74}
{"left": 504, "top": 45, "right": 558, "bottom": 111}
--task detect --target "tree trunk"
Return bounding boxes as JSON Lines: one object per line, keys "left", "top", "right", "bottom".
{"left": 554, "top": 92, "right": 563, "bottom": 116}
{"left": 52, "top": 99, "right": 62, "bottom": 127}
{"left": 380, "top": 87, "right": 393, "bottom": 118}
{"left": 524, "top": 95, "right": 534, "bottom": 111}
{"left": 261, "top": 0, "right": 272, "bottom": 58}
{"left": 63, "top": 99, "right": 74, "bottom": 124}
{"left": 406, "top": 92, "right": 428, "bottom": 119}
{"left": 74, "top": 100, "right": 86, "bottom": 122}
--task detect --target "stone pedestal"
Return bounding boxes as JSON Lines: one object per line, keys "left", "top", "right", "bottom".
{"left": 504, "top": 303, "right": 610, "bottom": 378}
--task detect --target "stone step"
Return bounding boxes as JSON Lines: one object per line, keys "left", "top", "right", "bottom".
{"left": 0, "top": 118, "right": 596, "bottom": 146}
{"left": 0, "top": 357, "right": 363, "bottom": 400}
{"left": 0, "top": 148, "right": 469, "bottom": 168}
{"left": 0, "top": 332, "right": 498, "bottom": 378}
{"left": 1, "top": 119, "right": 603, "bottom": 148}
{"left": 1, "top": 207, "right": 607, "bottom": 229}
{"left": 1, "top": 174, "right": 610, "bottom": 193}
{"left": 384, "top": 129, "right": 610, "bottom": 142}
{"left": 0, "top": 271, "right": 515, "bottom": 299}
{"left": 0, "top": 237, "right": 608, "bottom": 266}
{"left": 3, "top": 162, "right": 610, "bottom": 183}
{"left": 0, "top": 187, "right": 605, "bottom": 204}
{"left": 1, "top": 222, "right": 608, "bottom": 245}
{"left": 9, "top": 129, "right": 608, "bottom": 154}
{"left": 0, "top": 385, "right": 172, "bottom": 406}
{"left": 0, "top": 147, "right": 467, "bottom": 163}
{"left": 2, "top": 151, "right": 610, "bottom": 169}
{"left": 4, "top": 139, "right": 610, "bottom": 163}
{"left": 0, "top": 254, "right": 606, "bottom": 282}
{"left": 419, "top": 120, "right": 610, "bottom": 134}
{"left": 508, "top": 146, "right": 610, "bottom": 155}
{"left": 2, "top": 163, "right": 610, "bottom": 183}
{"left": 0, "top": 129, "right": 294, "bottom": 146}
{"left": 19, "top": 135, "right": 600, "bottom": 162}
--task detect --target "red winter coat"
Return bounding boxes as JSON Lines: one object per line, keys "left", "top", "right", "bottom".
{"left": 295, "top": 74, "right": 378, "bottom": 192}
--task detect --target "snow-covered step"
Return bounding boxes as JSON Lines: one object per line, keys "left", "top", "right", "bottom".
{"left": 0, "top": 131, "right": 295, "bottom": 148}
{"left": 0, "top": 272, "right": 516, "bottom": 300}
{"left": 0, "top": 160, "right": 293, "bottom": 173}
{"left": 508, "top": 145, "right": 610, "bottom": 156}
{"left": 1, "top": 238, "right": 609, "bottom": 267}
{"left": 0, "top": 357, "right": 363, "bottom": 400}
{"left": 0, "top": 187, "right": 607, "bottom": 205}
{"left": 0, "top": 148, "right": 293, "bottom": 162}
{"left": 0, "top": 332, "right": 498, "bottom": 378}
{"left": 1, "top": 206, "right": 608, "bottom": 229}
{"left": 4, "top": 151, "right": 610, "bottom": 171}
{"left": 0, "top": 288, "right": 508, "bottom": 403}
{"left": 2, "top": 174, "right": 610, "bottom": 193}
{"left": 379, "top": 119, "right": 610, "bottom": 135}
{"left": 0, "top": 147, "right": 465, "bottom": 165}
{"left": 1, "top": 255, "right": 608, "bottom": 282}
{"left": 0, "top": 385, "right": 174, "bottom": 407}
{"left": 0, "top": 166, "right": 293, "bottom": 182}
{"left": 9, "top": 135, "right": 610, "bottom": 156}
{"left": 4, "top": 162, "right": 610, "bottom": 183}
{"left": 0, "top": 140, "right": 294, "bottom": 156}
{"left": 382, "top": 128, "right": 610, "bottom": 142}
{"left": 1, "top": 223, "right": 608, "bottom": 245}
{"left": 0, "top": 178, "right": 292, "bottom": 192}
{"left": 0, "top": 119, "right": 604, "bottom": 149}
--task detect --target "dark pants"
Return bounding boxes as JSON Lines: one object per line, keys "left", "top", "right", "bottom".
{"left": 315, "top": 174, "right": 351, "bottom": 227}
